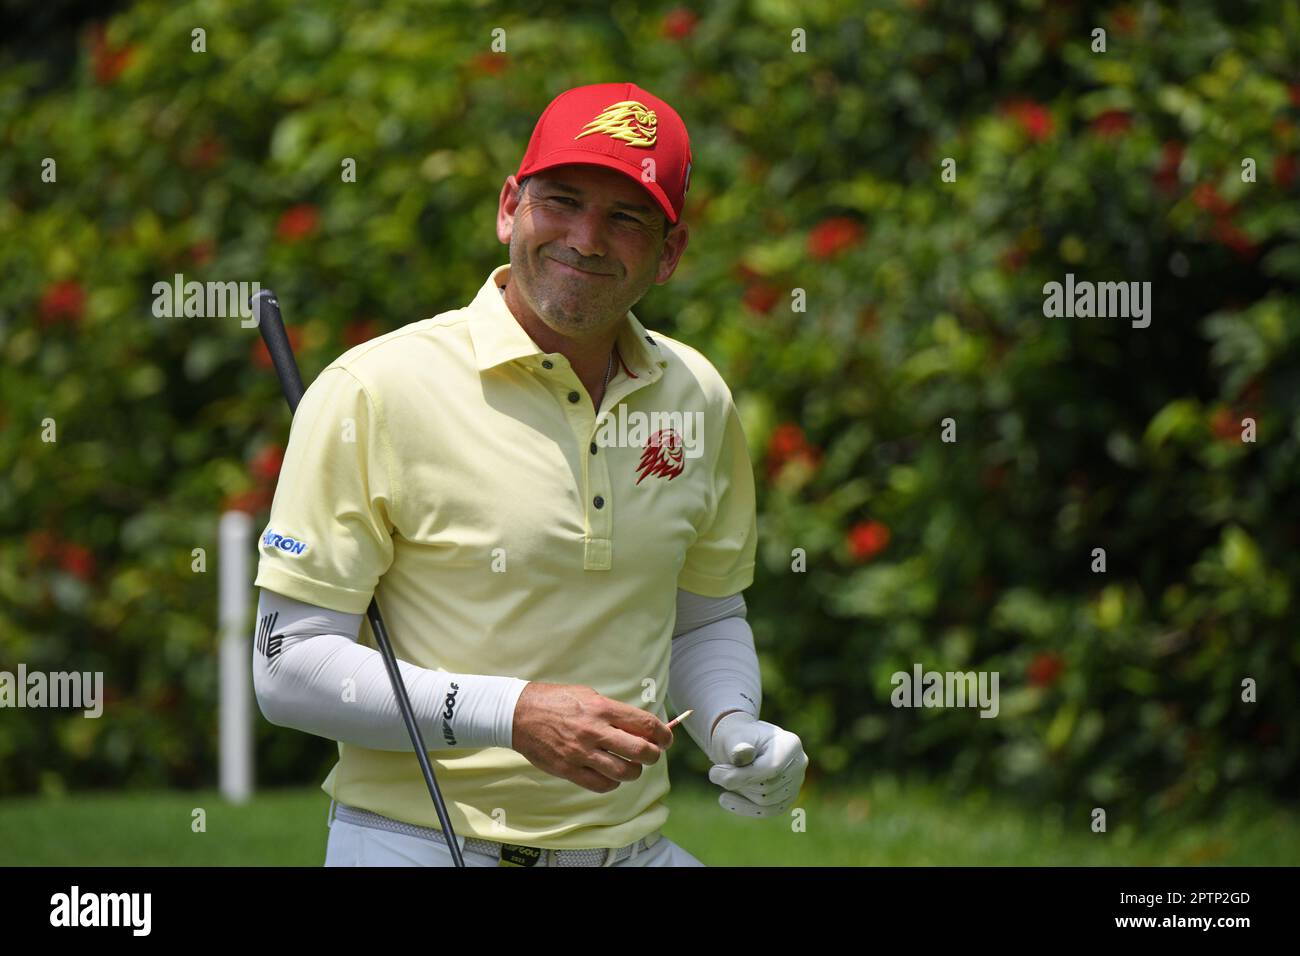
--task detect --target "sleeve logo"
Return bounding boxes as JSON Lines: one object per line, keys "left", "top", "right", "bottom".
{"left": 262, "top": 529, "right": 309, "bottom": 556}
{"left": 255, "top": 611, "right": 283, "bottom": 661}
{"left": 440, "top": 682, "right": 460, "bottom": 746}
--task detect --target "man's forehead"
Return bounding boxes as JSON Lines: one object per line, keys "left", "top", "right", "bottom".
{"left": 532, "top": 166, "right": 656, "bottom": 212}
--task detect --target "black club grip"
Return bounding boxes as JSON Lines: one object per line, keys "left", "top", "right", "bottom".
{"left": 251, "top": 289, "right": 307, "bottom": 414}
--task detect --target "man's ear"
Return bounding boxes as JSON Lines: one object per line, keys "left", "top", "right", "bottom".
{"left": 655, "top": 221, "right": 690, "bottom": 284}
{"left": 496, "top": 175, "right": 524, "bottom": 245}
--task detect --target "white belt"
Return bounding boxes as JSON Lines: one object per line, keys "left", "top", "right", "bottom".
{"left": 331, "top": 801, "right": 661, "bottom": 867}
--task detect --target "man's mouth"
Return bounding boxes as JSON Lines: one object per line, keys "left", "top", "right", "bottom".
{"left": 549, "top": 256, "right": 613, "bottom": 278}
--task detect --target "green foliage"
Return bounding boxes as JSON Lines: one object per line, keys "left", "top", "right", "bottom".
{"left": 4, "top": 782, "right": 1300, "bottom": 866}
{"left": 1, "top": 1, "right": 1297, "bottom": 821}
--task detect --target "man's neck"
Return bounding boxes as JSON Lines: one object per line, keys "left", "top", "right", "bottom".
{"left": 500, "top": 280, "right": 621, "bottom": 410}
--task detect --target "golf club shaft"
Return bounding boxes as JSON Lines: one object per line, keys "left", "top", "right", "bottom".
{"left": 251, "top": 289, "right": 465, "bottom": 867}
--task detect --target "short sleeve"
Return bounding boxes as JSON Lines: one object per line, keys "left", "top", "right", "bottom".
{"left": 677, "top": 396, "right": 758, "bottom": 597}
{"left": 253, "top": 366, "right": 397, "bottom": 614}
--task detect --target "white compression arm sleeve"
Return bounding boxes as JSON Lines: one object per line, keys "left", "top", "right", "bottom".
{"left": 252, "top": 588, "right": 529, "bottom": 751}
{"left": 667, "top": 588, "right": 762, "bottom": 762}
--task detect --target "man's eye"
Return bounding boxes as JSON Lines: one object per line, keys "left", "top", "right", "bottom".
{"left": 549, "top": 197, "right": 639, "bottom": 223}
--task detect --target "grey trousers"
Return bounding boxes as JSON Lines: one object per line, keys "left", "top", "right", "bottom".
{"left": 324, "top": 814, "right": 705, "bottom": 867}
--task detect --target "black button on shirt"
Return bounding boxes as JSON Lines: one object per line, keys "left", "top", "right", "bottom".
{"left": 593, "top": 496, "right": 605, "bottom": 509}
{"left": 567, "top": 391, "right": 580, "bottom": 403}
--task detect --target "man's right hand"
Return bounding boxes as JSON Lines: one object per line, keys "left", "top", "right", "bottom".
{"left": 511, "top": 683, "right": 674, "bottom": 793}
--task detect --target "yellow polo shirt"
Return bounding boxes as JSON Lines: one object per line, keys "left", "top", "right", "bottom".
{"left": 254, "top": 262, "right": 757, "bottom": 849}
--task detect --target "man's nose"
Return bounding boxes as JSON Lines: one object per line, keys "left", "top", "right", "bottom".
{"left": 563, "top": 209, "right": 609, "bottom": 261}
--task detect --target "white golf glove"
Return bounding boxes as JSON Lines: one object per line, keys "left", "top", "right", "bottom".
{"left": 707, "top": 712, "right": 809, "bottom": 818}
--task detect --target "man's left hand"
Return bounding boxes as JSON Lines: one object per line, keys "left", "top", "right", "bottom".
{"left": 707, "top": 712, "right": 808, "bottom": 818}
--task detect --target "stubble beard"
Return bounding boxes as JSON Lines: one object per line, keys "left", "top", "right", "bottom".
{"left": 508, "top": 228, "right": 652, "bottom": 338}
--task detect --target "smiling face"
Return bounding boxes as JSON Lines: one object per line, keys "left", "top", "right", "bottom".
{"left": 496, "top": 163, "right": 689, "bottom": 340}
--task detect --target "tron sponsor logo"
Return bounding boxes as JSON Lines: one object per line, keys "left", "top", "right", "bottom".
{"left": 262, "top": 529, "right": 309, "bottom": 556}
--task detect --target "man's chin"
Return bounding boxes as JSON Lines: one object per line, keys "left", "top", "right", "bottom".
{"left": 536, "top": 306, "right": 610, "bottom": 336}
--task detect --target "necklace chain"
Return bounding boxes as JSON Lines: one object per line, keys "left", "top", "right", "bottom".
{"left": 603, "top": 347, "right": 616, "bottom": 389}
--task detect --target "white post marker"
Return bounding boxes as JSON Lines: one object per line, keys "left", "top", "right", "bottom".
{"left": 218, "top": 510, "right": 254, "bottom": 803}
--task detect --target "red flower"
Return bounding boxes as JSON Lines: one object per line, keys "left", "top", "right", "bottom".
{"left": 222, "top": 488, "right": 273, "bottom": 514}
{"left": 1274, "top": 154, "right": 1296, "bottom": 190}
{"left": 661, "top": 8, "right": 699, "bottom": 40}
{"left": 742, "top": 156, "right": 769, "bottom": 184}
{"left": 1209, "top": 407, "right": 1238, "bottom": 441}
{"left": 189, "top": 240, "right": 215, "bottom": 266}
{"left": 1153, "top": 140, "right": 1184, "bottom": 194}
{"left": 26, "top": 530, "right": 62, "bottom": 564}
{"left": 250, "top": 444, "right": 284, "bottom": 481}
{"left": 1211, "top": 218, "right": 1259, "bottom": 259}
{"left": 982, "top": 464, "right": 1008, "bottom": 491}
{"left": 89, "top": 23, "right": 135, "bottom": 85}
{"left": 1001, "top": 98, "right": 1054, "bottom": 142}
{"left": 40, "top": 280, "right": 86, "bottom": 326}
{"left": 1090, "top": 109, "right": 1132, "bottom": 138}
{"left": 846, "top": 521, "right": 891, "bottom": 562}
{"left": 768, "top": 423, "right": 809, "bottom": 461}
{"left": 1191, "top": 183, "right": 1232, "bottom": 216}
{"left": 1109, "top": 6, "right": 1138, "bottom": 35}
{"left": 1210, "top": 404, "right": 1258, "bottom": 442}
{"left": 468, "top": 52, "right": 508, "bottom": 76}
{"left": 343, "top": 319, "right": 381, "bottom": 347}
{"left": 999, "top": 244, "right": 1029, "bottom": 274}
{"left": 741, "top": 281, "right": 782, "bottom": 315}
{"left": 1026, "top": 652, "right": 1064, "bottom": 688}
{"left": 1240, "top": 376, "right": 1264, "bottom": 407}
{"left": 1290, "top": 84, "right": 1300, "bottom": 108}
{"left": 808, "top": 217, "right": 864, "bottom": 260}
{"left": 276, "top": 204, "right": 320, "bottom": 243}
{"left": 252, "top": 326, "right": 303, "bottom": 369}
{"left": 58, "top": 543, "right": 96, "bottom": 581}
{"left": 185, "top": 135, "right": 225, "bottom": 170}
{"left": 766, "top": 422, "right": 821, "bottom": 479}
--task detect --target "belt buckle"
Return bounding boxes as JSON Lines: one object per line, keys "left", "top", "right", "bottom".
{"left": 498, "top": 842, "right": 544, "bottom": 867}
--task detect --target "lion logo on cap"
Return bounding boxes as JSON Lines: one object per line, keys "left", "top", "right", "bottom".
{"left": 575, "top": 100, "right": 658, "bottom": 148}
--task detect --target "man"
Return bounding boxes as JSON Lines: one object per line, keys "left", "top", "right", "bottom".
{"left": 252, "top": 82, "right": 808, "bottom": 867}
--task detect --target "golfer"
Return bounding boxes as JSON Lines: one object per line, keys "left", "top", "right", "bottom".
{"left": 252, "top": 82, "right": 808, "bottom": 867}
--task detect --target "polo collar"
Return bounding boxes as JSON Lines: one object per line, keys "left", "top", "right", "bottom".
{"left": 469, "top": 263, "right": 668, "bottom": 380}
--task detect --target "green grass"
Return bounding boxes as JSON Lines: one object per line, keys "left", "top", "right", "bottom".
{"left": 2, "top": 779, "right": 1297, "bottom": 865}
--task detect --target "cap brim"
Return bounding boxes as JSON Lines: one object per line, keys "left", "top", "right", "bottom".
{"left": 518, "top": 150, "right": 679, "bottom": 224}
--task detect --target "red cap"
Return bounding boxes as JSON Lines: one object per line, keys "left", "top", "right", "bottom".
{"left": 515, "top": 82, "right": 693, "bottom": 224}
